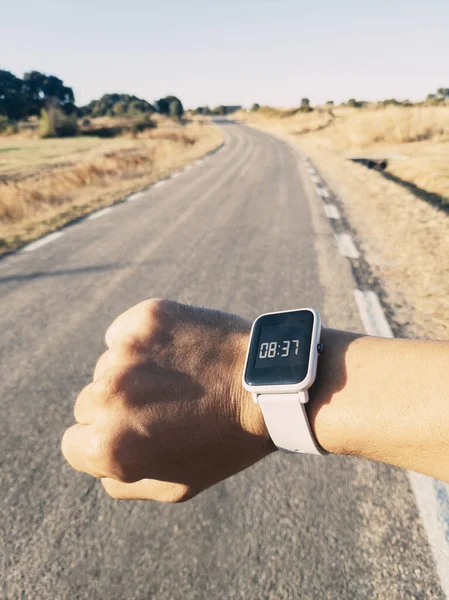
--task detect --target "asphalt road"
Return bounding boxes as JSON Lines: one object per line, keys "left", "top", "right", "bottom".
{"left": 1, "top": 122, "right": 445, "bottom": 599}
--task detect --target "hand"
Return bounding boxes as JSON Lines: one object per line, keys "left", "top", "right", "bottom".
{"left": 62, "top": 299, "right": 274, "bottom": 502}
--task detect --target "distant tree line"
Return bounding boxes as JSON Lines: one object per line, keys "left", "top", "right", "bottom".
{"left": 0, "top": 70, "right": 75, "bottom": 120}
{"left": 79, "top": 94, "right": 184, "bottom": 118}
{"left": 0, "top": 69, "right": 185, "bottom": 124}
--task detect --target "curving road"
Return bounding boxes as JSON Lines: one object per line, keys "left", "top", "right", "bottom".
{"left": 0, "top": 122, "right": 444, "bottom": 599}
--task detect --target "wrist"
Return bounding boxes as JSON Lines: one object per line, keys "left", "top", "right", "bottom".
{"left": 307, "top": 328, "right": 366, "bottom": 456}
{"left": 232, "top": 327, "right": 276, "bottom": 453}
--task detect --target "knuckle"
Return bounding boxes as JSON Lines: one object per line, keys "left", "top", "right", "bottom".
{"left": 103, "top": 429, "right": 140, "bottom": 483}
{"left": 85, "top": 429, "right": 107, "bottom": 464}
{"left": 106, "top": 370, "right": 129, "bottom": 397}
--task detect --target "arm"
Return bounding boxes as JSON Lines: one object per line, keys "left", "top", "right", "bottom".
{"left": 309, "top": 328, "right": 449, "bottom": 483}
{"left": 61, "top": 299, "right": 449, "bottom": 502}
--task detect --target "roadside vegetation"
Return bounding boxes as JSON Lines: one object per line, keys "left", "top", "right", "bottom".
{"left": 238, "top": 93, "right": 449, "bottom": 204}
{"left": 237, "top": 92, "right": 449, "bottom": 339}
{"left": 0, "top": 69, "right": 222, "bottom": 253}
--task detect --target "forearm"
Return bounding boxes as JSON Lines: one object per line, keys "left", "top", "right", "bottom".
{"left": 62, "top": 300, "right": 449, "bottom": 504}
{"left": 303, "top": 329, "right": 449, "bottom": 481}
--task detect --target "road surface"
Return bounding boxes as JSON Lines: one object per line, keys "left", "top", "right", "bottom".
{"left": 0, "top": 122, "right": 445, "bottom": 599}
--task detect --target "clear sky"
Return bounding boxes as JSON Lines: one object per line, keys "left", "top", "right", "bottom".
{"left": 2, "top": 0, "right": 448, "bottom": 108}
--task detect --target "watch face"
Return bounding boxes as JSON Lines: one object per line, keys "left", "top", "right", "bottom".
{"left": 244, "top": 310, "right": 315, "bottom": 386}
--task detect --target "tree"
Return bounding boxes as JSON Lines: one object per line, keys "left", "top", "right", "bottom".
{"left": 169, "top": 98, "right": 183, "bottom": 119}
{"left": 0, "top": 70, "right": 24, "bottom": 120}
{"left": 251, "top": 103, "right": 260, "bottom": 111}
{"left": 155, "top": 96, "right": 184, "bottom": 116}
{"left": 22, "top": 71, "right": 75, "bottom": 116}
{"left": 347, "top": 98, "right": 364, "bottom": 108}
{"left": 299, "top": 97, "right": 313, "bottom": 113}
{"left": 80, "top": 94, "right": 155, "bottom": 118}
{"left": 325, "top": 100, "right": 334, "bottom": 106}
{"left": 112, "top": 101, "right": 125, "bottom": 116}
{"left": 437, "top": 87, "right": 449, "bottom": 98}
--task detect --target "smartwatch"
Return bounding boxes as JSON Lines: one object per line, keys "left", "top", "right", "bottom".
{"left": 242, "top": 308, "right": 327, "bottom": 455}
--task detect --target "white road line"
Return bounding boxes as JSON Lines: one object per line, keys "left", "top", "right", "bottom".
{"left": 353, "top": 290, "right": 393, "bottom": 337}
{"left": 21, "top": 231, "right": 64, "bottom": 252}
{"left": 335, "top": 233, "right": 360, "bottom": 259}
{"left": 407, "top": 472, "right": 449, "bottom": 597}
{"left": 323, "top": 204, "right": 341, "bottom": 219}
{"left": 354, "top": 288, "right": 449, "bottom": 596}
{"left": 317, "top": 187, "right": 330, "bottom": 199}
{"left": 152, "top": 180, "right": 166, "bottom": 189}
{"left": 310, "top": 175, "right": 320, "bottom": 184}
{"left": 127, "top": 192, "right": 145, "bottom": 202}
{"left": 87, "top": 207, "right": 113, "bottom": 220}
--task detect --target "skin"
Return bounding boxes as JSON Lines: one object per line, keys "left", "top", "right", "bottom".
{"left": 62, "top": 299, "right": 449, "bottom": 502}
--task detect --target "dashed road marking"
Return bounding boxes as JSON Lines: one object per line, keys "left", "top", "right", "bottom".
{"left": 21, "top": 231, "right": 64, "bottom": 252}
{"left": 317, "top": 186, "right": 330, "bottom": 199}
{"left": 407, "top": 473, "right": 449, "bottom": 596}
{"left": 353, "top": 287, "right": 449, "bottom": 596}
{"left": 300, "top": 150, "right": 449, "bottom": 594}
{"left": 353, "top": 290, "right": 393, "bottom": 337}
{"left": 87, "top": 207, "right": 113, "bottom": 220}
{"left": 335, "top": 233, "right": 360, "bottom": 259}
{"left": 323, "top": 204, "right": 340, "bottom": 219}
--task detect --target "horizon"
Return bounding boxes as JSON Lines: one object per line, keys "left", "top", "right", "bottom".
{"left": 2, "top": 0, "right": 448, "bottom": 109}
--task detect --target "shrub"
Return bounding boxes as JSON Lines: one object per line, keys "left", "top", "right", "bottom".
{"left": 251, "top": 103, "right": 261, "bottom": 111}
{"left": 0, "top": 116, "right": 19, "bottom": 135}
{"left": 0, "top": 115, "right": 8, "bottom": 133}
{"left": 169, "top": 99, "right": 183, "bottom": 119}
{"left": 131, "top": 115, "right": 157, "bottom": 134}
{"left": 40, "top": 106, "right": 78, "bottom": 138}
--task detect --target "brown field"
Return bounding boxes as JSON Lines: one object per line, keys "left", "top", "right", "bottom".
{"left": 237, "top": 105, "right": 449, "bottom": 339}
{"left": 0, "top": 117, "right": 222, "bottom": 253}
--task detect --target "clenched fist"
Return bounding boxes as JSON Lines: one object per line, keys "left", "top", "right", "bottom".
{"left": 62, "top": 299, "right": 274, "bottom": 502}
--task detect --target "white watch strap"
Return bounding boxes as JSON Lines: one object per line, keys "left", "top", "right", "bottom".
{"left": 256, "top": 391, "right": 327, "bottom": 455}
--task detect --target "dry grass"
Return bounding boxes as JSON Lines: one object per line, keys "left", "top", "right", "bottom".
{"left": 0, "top": 119, "right": 222, "bottom": 253}
{"left": 237, "top": 106, "right": 449, "bottom": 339}
{"left": 238, "top": 105, "right": 449, "bottom": 202}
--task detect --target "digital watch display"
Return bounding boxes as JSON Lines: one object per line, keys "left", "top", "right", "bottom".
{"left": 242, "top": 308, "right": 326, "bottom": 456}
{"left": 244, "top": 309, "right": 314, "bottom": 386}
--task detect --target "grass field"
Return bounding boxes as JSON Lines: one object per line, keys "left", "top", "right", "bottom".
{"left": 0, "top": 117, "right": 222, "bottom": 253}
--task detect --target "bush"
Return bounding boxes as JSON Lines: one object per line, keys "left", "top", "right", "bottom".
{"left": 40, "top": 106, "right": 78, "bottom": 138}
{"left": 131, "top": 115, "right": 157, "bottom": 134}
{"left": 251, "top": 103, "right": 261, "bottom": 111}
{"left": 0, "top": 115, "right": 8, "bottom": 133}
{"left": 0, "top": 116, "right": 19, "bottom": 135}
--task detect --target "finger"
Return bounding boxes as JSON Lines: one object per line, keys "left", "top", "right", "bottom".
{"left": 93, "top": 350, "right": 113, "bottom": 381}
{"left": 62, "top": 423, "right": 109, "bottom": 478}
{"left": 102, "top": 478, "right": 193, "bottom": 503}
{"left": 74, "top": 376, "right": 110, "bottom": 425}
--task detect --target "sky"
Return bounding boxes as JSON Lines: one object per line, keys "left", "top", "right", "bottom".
{"left": 1, "top": 0, "right": 448, "bottom": 109}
